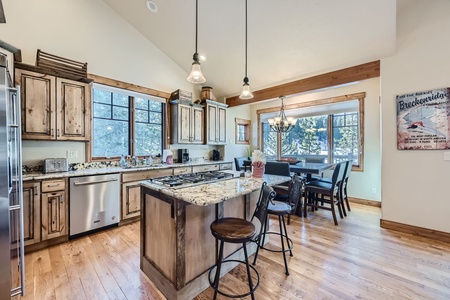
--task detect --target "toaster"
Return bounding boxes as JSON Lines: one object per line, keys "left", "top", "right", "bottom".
{"left": 43, "top": 158, "right": 69, "bottom": 173}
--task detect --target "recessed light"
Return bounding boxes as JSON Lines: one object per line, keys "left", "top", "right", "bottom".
{"left": 146, "top": 1, "right": 158, "bottom": 13}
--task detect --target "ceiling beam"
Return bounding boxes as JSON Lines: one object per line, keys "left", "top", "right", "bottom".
{"left": 226, "top": 60, "right": 380, "bottom": 107}
{"left": 0, "top": 1, "right": 5, "bottom": 23}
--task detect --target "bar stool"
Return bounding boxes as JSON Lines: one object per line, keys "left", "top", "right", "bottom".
{"left": 252, "top": 174, "right": 303, "bottom": 275}
{"left": 209, "top": 183, "right": 276, "bottom": 300}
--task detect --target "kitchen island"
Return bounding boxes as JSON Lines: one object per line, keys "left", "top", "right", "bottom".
{"left": 140, "top": 173, "right": 290, "bottom": 300}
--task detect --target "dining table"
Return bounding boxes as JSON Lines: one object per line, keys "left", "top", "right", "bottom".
{"left": 289, "top": 161, "right": 334, "bottom": 181}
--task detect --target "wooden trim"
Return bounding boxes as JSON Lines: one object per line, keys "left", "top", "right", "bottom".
{"left": 87, "top": 73, "right": 171, "bottom": 99}
{"left": 348, "top": 197, "right": 381, "bottom": 208}
{"left": 0, "top": 39, "right": 22, "bottom": 62}
{"left": 226, "top": 61, "right": 379, "bottom": 107}
{"left": 380, "top": 219, "right": 450, "bottom": 243}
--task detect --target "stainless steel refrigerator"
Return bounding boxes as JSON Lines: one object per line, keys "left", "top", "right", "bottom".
{"left": 0, "top": 52, "right": 25, "bottom": 298}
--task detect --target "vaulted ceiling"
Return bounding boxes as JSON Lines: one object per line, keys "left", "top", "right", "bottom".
{"left": 102, "top": 0, "right": 397, "bottom": 99}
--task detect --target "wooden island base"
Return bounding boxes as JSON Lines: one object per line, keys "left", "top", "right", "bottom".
{"left": 140, "top": 186, "right": 261, "bottom": 300}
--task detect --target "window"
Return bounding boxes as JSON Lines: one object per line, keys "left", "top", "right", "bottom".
{"left": 259, "top": 92, "right": 364, "bottom": 170}
{"left": 92, "top": 84, "right": 165, "bottom": 159}
{"left": 235, "top": 118, "right": 251, "bottom": 144}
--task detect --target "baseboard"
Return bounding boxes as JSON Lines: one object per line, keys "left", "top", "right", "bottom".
{"left": 348, "top": 197, "right": 381, "bottom": 207}
{"left": 380, "top": 219, "right": 450, "bottom": 243}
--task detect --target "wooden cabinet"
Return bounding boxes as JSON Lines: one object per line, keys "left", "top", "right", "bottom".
{"left": 121, "top": 169, "right": 172, "bottom": 220}
{"left": 21, "top": 182, "right": 41, "bottom": 246}
{"left": 219, "top": 163, "right": 233, "bottom": 170}
{"left": 192, "top": 164, "right": 220, "bottom": 173}
{"left": 41, "top": 179, "right": 68, "bottom": 240}
{"left": 170, "top": 100, "right": 204, "bottom": 144}
{"left": 203, "top": 100, "right": 227, "bottom": 145}
{"left": 15, "top": 68, "right": 91, "bottom": 141}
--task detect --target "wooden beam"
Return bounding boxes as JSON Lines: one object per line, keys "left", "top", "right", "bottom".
{"left": 226, "top": 60, "right": 380, "bottom": 107}
{"left": 0, "top": 1, "right": 5, "bottom": 23}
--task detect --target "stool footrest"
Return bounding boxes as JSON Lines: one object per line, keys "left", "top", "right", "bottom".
{"left": 259, "top": 231, "right": 294, "bottom": 253}
{"left": 209, "top": 259, "right": 260, "bottom": 299}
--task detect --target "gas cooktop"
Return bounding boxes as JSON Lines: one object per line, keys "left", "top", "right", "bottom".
{"left": 150, "top": 171, "right": 234, "bottom": 189}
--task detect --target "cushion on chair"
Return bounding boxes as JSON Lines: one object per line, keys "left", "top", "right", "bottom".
{"left": 305, "top": 180, "right": 338, "bottom": 193}
{"left": 268, "top": 201, "right": 292, "bottom": 214}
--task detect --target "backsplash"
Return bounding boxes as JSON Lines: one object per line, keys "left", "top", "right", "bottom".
{"left": 23, "top": 161, "right": 121, "bottom": 174}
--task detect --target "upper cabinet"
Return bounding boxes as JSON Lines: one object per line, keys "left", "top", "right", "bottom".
{"left": 170, "top": 100, "right": 204, "bottom": 144}
{"left": 15, "top": 68, "right": 91, "bottom": 141}
{"left": 203, "top": 100, "right": 228, "bottom": 145}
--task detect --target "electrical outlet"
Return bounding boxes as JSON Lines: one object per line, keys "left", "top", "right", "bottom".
{"left": 444, "top": 152, "right": 450, "bottom": 161}
{"left": 67, "top": 150, "right": 77, "bottom": 159}
{"left": 371, "top": 188, "right": 376, "bottom": 195}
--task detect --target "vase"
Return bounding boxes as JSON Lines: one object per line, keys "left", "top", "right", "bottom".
{"left": 252, "top": 165, "right": 265, "bottom": 178}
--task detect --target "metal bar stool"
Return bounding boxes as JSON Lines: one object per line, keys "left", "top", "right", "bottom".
{"left": 252, "top": 174, "right": 303, "bottom": 275}
{"left": 209, "top": 183, "right": 276, "bottom": 300}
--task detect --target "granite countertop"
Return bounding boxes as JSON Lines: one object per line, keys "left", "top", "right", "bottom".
{"left": 140, "top": 173, "right": 291, "bottom": 206}
{"left": 22, "top": 160, "right": 233, "bottom": 181}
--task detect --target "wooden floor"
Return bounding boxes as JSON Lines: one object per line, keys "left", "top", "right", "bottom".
{"left": 20, "top": 203, "right": 450, "bottom": 300}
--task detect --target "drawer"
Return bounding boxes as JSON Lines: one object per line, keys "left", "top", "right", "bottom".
{"left": 173, "top": 167, "right": 191, "bottom": 175}
{"left": 192, "top": 164, "right": 220, "bottom": 173}
{"left": 219, "top": 163, "right": 232, "bottom": 170}
{"left": 41, "top": 179, "right": 66, "bottom": 192}
{"left": 122, "top": 169, "right": 172, "bottom": 182}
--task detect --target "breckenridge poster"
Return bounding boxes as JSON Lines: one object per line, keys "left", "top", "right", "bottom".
{"left": 396, "top": 88, "right": 450, "bottom": 150}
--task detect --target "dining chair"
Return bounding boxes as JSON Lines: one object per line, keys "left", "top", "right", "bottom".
{"left": 253, "top": 175, "right": 303, "bottom": 275}
{"left": 234, "top": 157, "right": 246, "bottom": 171}
{"left": 303, "top": 161, "right": 346, "bottom": 225}
{"left": 265, "top": 161, "right": 292, "bottom": 189}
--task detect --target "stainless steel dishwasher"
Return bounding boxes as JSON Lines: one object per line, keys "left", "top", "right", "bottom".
{"left": 69, "top": 173, "right": 120, "bottom": 237}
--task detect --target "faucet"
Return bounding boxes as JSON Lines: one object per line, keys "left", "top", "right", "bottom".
{"left": 132, "top": 156, "right": 139, "bottom": 166}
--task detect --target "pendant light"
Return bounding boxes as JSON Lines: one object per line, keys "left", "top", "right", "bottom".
{"left": 268, "top": 96, "right": 296, "bottom": 133}
{"left": 239, "top": 0, "right": 253, "bottom": 99}
{"left": 187, "top": 0, "right": 206, "bottom": 84}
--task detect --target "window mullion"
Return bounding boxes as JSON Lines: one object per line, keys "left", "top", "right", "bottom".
{"left": 130, "top": 96, "right": 135, "bottom": 156}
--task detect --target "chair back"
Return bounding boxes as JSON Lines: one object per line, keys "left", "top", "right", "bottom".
{"left": 287, "top": 174, "right": 303, "bottom": 212}
{"left": 251, "top": 182, "right": 276, "bottom": 240}
{"left": 343, "top": 160, "right": 352, "bottom": 182}
{"left": 234, "top": 157, "right": 246, "bottom": 171}
{"left": 330, "top": 162, "right": 346, "bottom": 189}
{"left": 305, "top": 157, "right": 326, "bottom": 163}
{"left": 265, "top": 161, "right": 291, "bottom": 176}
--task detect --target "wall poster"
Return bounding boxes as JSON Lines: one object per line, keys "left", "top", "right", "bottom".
{"left": 396, "top": 88, "right": 450, "bottom": 150}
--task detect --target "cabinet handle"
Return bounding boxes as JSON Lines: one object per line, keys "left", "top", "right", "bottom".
{"left": 57, "top": 129, "right": 60, "bottom": 137}
{"left": 34, "top": 186, "right": 40, "bottom": 196}
{"left": 47, "top": 184, "right": 60, "bottom": 188}
{"left": 51, "top": 128, "right": 54, "bottom": 137}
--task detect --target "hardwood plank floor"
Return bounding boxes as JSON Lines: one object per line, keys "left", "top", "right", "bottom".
{"left": 20, "top": 203, "right": 450, "bottom": 299}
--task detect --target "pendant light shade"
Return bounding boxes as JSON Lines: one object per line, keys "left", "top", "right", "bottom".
{"left": 239, "top": 0, "right": 253, "bottom": 99}
{"left": 187, "top": 0, "right": 206, "bottom": 84}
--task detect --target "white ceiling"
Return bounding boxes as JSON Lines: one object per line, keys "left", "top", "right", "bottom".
{"left": 102, "top": 0, "right": 397, "bottom": 100}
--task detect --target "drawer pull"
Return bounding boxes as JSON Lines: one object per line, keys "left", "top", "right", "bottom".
{"left": 47, "top": 184, "right": 60, "bottom": 188}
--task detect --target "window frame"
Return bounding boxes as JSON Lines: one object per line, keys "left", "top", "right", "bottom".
{"left": 86, "top": 74, "right": 171, "bottom": 162}
{"left": 257, "top": 92, "right": 365, "bottom": 171}
{"left": 235, "top": 118, "right": 251, "bottom": 144}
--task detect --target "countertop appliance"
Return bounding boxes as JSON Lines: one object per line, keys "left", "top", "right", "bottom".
{"left": 69, "top": 173, "right": 120, "bottom": 238}
{"left": 43, "top": 158, "right": 69, "bottom": 173}
{"left": 0, "top": 52, "right": 25, "bottom": 298}
{"left": 150, "top": 171, "right": 233, "bottom": 189}
{"left": 178, "top": 149, "right": 189, "bottom": 163}
{"left": 212, "top": 149, "right": 221, "bottom": 161}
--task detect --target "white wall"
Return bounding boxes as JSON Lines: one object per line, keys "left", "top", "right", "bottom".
{"left": 0, "top": 0, "right": 217, "bottom": 165}
{"left": 223, "top": 105, "right": 252, "bottom": 169}
{"left": 380, "top": 0, "right": 450, "bottom": 233}
{"left": 249, "top": 78, "right": 381, "bottom": 201}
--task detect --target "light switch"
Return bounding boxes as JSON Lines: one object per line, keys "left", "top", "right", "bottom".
{"left": 444, "top": 152, "right": 450, "bottom": 161}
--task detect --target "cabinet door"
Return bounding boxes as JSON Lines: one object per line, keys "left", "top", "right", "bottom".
{"left": 178, "top": 104, "right": 192, "bottom": 143}
{"left": 57, "top": 78, "right": 91, "bottom": 141}
{"left": 191, "top": 105, "right": 204, "bottom": 143}
{"left": 41, "top": 191, "right": 67, "bottom": 240}
{"left": 206, "top": 104, "right": 217, "bottom": 144}
{"left": 19, "top": 182, "right": 41, "bottom": 245}
{"left": 122, "top": 181, "right": 141, "bottom": 220}
{"left": 217, "top": 106, "right": 227, "bottom": 144}
{"left": 15, "top": 69, "right": 56, "bottom": 140}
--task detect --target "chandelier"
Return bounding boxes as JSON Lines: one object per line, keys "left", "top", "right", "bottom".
{"left": 268, "top": 96, "right": 296, "bottom": 133}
